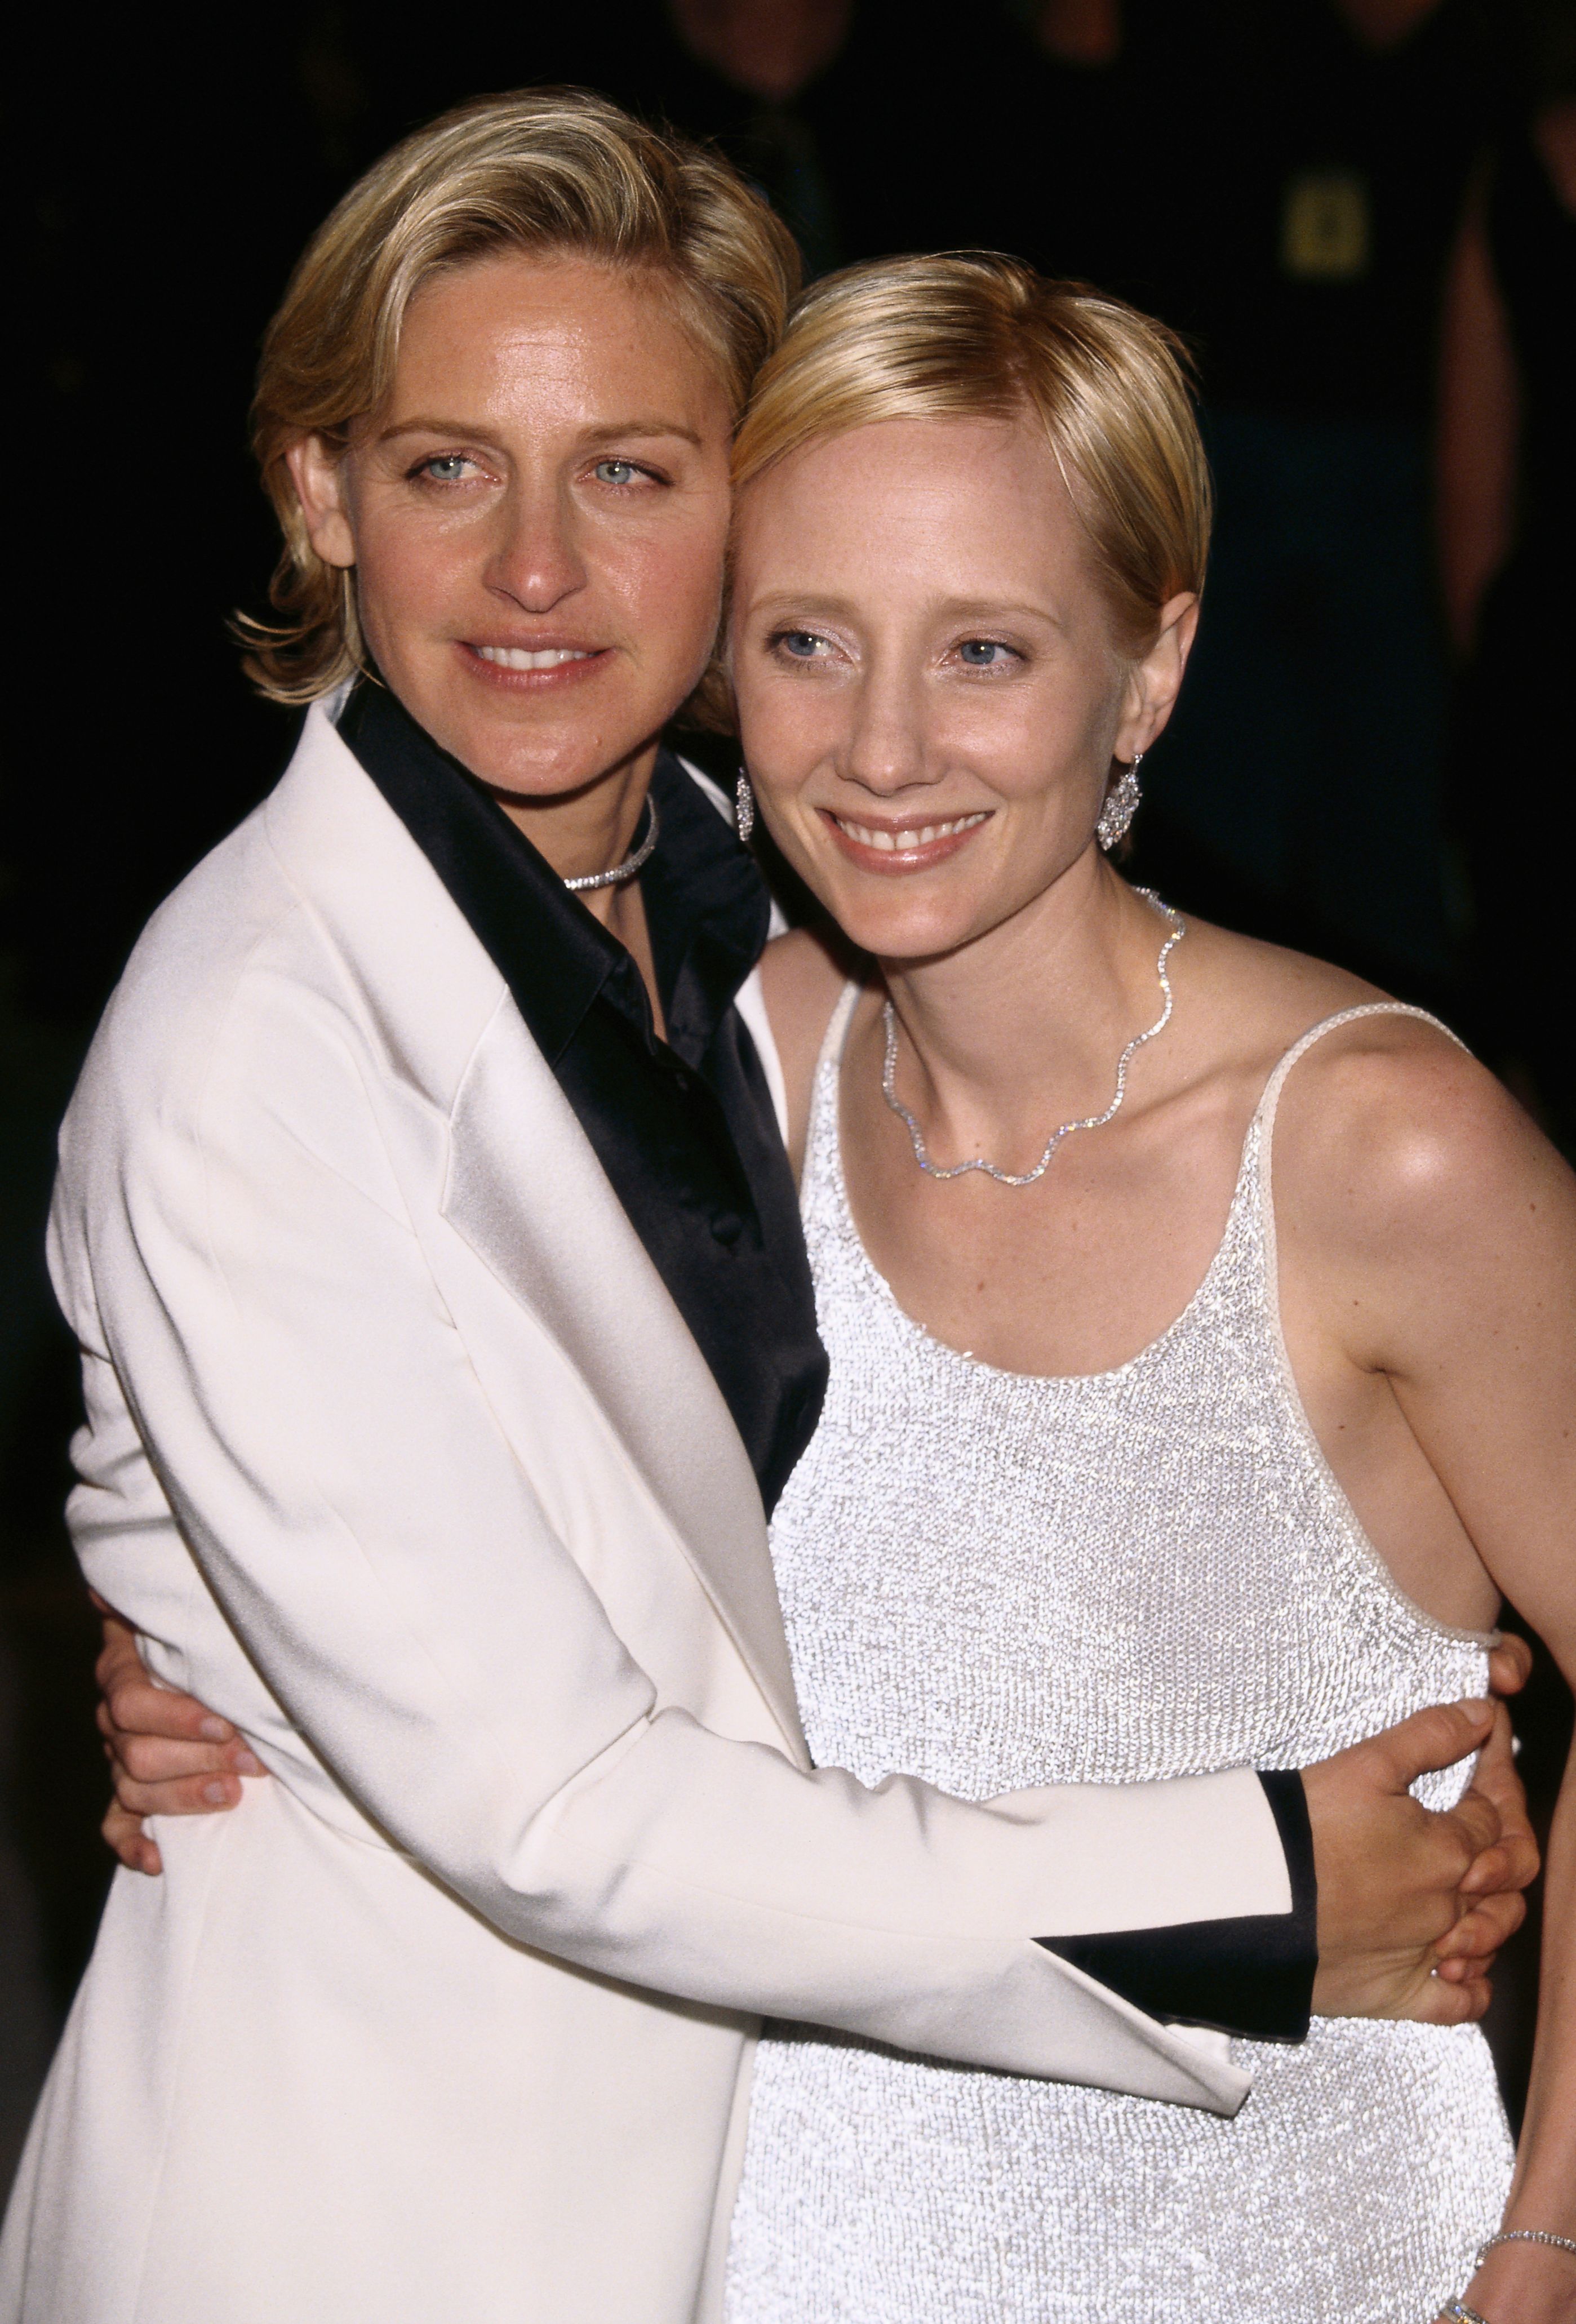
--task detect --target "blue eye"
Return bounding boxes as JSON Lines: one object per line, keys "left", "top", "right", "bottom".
{"left": 780, "top": 631, "right": 825, "bottom": 659}
{"left": 958, "top": 638, "right": 1013, "bottom": 668}
{"left": 421, "top": 454, "right": 473, "bottom": 482}
{"left": 594, "top": 459, "right": 640, "bottom": 485}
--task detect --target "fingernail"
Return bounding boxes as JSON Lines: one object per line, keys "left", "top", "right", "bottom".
{"left": 203, "top": 1781, "right": 232, "bottom": 1805}
{"left": 233, "top": 1750, "right": 263, "bottom": 1776}
{"left": 199, "top": 1717, "right": 231, "bottom": 1741}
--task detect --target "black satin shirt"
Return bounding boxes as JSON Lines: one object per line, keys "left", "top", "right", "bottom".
{"left": 338, "top": 680, "right": 827, "bottom": 1518}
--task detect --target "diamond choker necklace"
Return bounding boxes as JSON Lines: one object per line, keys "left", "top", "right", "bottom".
{"left": 562, "top": 794, "right": 660, "bottom": 892}
{"left": 880, "top": 889, "right": 1186, "bottom": 1187}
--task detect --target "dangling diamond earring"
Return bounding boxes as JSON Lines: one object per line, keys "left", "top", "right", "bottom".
{"left": 735, "top": 770, "right": 756, "bottom": 845}
{"left": 1096, "top": 751, "right": 1144, "bottom": 852}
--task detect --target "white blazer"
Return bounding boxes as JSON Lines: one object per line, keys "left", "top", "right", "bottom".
{"left": 1, "top": 703, "right": 1292, "bottom": 2324}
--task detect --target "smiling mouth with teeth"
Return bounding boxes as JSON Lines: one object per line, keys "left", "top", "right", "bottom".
{"left": 473, "top": 644, "right": 597, "bottom": 671}
{"left": 832, "top": 812, "right": 991, "bottom": 854}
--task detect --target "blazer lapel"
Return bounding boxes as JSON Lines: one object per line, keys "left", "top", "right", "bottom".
{"left": 266, "top": 704, "right": 807, "bottom": 1755}
{"left": 443, "top": 1013, "right": 805, "bottom": 1752}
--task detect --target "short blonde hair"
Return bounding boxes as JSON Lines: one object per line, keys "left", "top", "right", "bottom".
{"left": 241, "top": 88, "right": 800, "bottom": 703}
{"left": 728, "top": 251, "right": 1210, "bottom": 671}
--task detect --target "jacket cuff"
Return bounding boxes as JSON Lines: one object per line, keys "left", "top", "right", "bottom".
{"left": 1036, "top": 1771, "right": 1317, "bottom": 2043}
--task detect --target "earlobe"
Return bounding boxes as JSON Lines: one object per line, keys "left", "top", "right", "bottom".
{"left": 285, "top": 435, "right": 357, "bottom": 570}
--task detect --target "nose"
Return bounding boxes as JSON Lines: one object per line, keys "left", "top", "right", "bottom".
{"left": 840, "top": 650, "right": 935, "bottom": 798}
{"left": 484, "top": 476, "right": 587, "bottom": 614}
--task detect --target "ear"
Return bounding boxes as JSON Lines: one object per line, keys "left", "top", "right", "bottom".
{"left": 284, "top": 436, "right": 357, "bottom": 570}
{"left": 1113, "top": 592, "right": 1199, "bottom": 761}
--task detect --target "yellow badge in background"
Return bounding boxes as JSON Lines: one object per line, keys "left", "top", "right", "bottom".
{"left": 1280, "top": 167, "right": 1372, "bottom": 282}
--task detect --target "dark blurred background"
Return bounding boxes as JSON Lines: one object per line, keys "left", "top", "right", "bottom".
{"left": 5, "top": 0, "right": 1573, "bottom": 2190}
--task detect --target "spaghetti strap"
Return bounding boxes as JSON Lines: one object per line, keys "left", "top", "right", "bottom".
{"left": 814, "top": 980, "right": 864, "bottom": 1080}
{"left": 797, "top": 982, "right": 865, "bottom": 1214}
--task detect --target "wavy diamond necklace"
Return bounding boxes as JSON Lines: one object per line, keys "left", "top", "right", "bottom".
{"left": 879, "top": 890, "right": 1186, "bottom": 1187}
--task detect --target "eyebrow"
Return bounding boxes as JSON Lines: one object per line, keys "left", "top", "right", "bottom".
{"left": 581, "top": 417, "right": 705, "bottom": 450}
{"left": 930, "top": 596, "right": 1062, "bottom": 624}
{"left": 745, "top": 590, "right": 1064, "bottom": 629}
{"left": 374, "top": 415, "right": 705, "bottom": 450}
{"left": 743, "top": 592, "right": 855, "bottom": 619}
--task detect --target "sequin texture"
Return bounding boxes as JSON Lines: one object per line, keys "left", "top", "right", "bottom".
{"left": 725, "top": 998, "right": 1513, "bottom": 2324}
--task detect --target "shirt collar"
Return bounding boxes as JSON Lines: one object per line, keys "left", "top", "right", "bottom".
{"left": 335, "top": 679, "right": 769, "bottom": 1073}
{"left": 641, "top": 751, "right": 771, "bottom": 1069}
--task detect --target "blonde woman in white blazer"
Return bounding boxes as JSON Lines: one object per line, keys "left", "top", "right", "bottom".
{"left": 5, "top": 92, "right": 1533, "bottom": 2324}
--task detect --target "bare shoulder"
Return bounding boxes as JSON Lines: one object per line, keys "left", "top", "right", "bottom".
{"left": 758, "top": 927, "right": 850, "bottom": 1066}
{"left": 1174, "top": 912, "right": 1570, "bottom": 1245}
{"left": 1266, "top": 988, "right": 1576, "bottom": 1282}
{"left": 759, "top": 928, "right": 859, "bottom": 1175}
{"left": 1176, "top": 914, "right": 1576, "bottom": 1374}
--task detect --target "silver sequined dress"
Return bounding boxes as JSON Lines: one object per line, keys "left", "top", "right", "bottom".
{"left": 725, "top": 997, "right": 1513, "bottom": 2324}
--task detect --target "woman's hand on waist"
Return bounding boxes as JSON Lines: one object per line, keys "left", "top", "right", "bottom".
{"left": 94, "top": 1597, "right": 266, "bottom": 1875}
{"left": 1303, "top": 1692, "right": 1537, "bottom": 2022}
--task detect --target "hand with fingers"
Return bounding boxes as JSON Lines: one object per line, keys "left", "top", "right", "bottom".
{"left": 1303, "top": 1686, "right": 1538, "bottom": 2024}
{"left": 94, "top": 1599, "right": 266, "bottom": 1877}
{"left": 1430, "top": 1639, "right": 1539, "bottom": 1995}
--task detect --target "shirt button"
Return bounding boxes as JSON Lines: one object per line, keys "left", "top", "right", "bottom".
{"left": 711, "top": 1211, "right": 743, "bottom": 1247}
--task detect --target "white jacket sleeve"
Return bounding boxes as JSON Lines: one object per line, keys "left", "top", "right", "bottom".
{"left": 52, "top": 965, "right": 1289, "bottom": 2101}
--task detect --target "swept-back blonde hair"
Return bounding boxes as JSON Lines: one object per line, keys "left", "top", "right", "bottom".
{"left": 695, "top": 251, "right": 1209, "bottom": 726}
{"left": 241, "top": 88, "right": 800, "bottom": 703}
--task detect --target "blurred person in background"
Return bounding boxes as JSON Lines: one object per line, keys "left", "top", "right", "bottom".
{"left": 348, "top": 1, "right": 858, "bottom": 277}
{"left": 642, "top": 1, "right": 853, "bottom": 273}
{"left": 1438, "top": 0, "right": 1576, "bottom": 1153}
{"left": 1126, "top": 0, "right": 1506, "bottom": 994}
{"left": 340, "top": 0, "right": 1074, "bottom": 284}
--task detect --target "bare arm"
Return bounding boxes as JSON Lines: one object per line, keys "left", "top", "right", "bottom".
{"left": 1282, "top": 1036, "right": 1576, "bottom": 2316}
{"left": 1436, "top": 166, "right": 1520, "bottom": 657}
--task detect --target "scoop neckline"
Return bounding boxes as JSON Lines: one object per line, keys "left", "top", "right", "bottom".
{"left": 820, "top": 1055, "right": 1256, "bottom": 1389}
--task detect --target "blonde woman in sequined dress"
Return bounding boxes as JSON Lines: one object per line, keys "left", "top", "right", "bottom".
{"left": 718, "top": 258, "right": 1576, "bottom": 2324}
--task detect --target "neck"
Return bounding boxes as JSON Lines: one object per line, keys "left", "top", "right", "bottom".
{"left": 486, "top": 736, "right": 660, "bottom": 932}
{"left": 878, "top": 851, "right": 1175, "bottom": 1171}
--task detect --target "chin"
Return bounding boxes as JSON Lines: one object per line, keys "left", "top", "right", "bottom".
{"left": 451, "top": 699, "right": 656, "bottom": 799}
{"left": 383, "top": 645, "right": 638, "bottom": 786}
{"left": 823, "top": 883, "right": 982, "bottom": 963}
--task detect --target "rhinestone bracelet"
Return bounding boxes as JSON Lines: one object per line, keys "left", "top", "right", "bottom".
{"left": 1476, "top": 2229, "right": 1576, "bottom": 2268}
{"left": 1442, "top": 2304, "right": 1491, "bottom": 2324}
